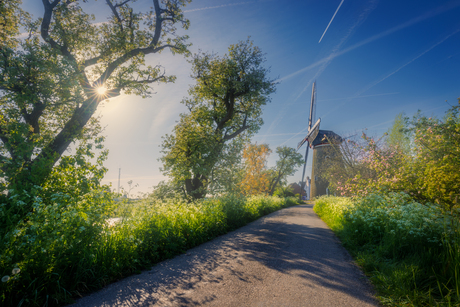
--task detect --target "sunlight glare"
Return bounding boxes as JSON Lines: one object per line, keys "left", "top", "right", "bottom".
{"left": 97, "top": 86, "right": 107, "bottom": 95}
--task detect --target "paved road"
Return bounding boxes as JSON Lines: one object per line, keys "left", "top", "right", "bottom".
{"left": 72, "top": 204, "right": 379, "bottom": 306}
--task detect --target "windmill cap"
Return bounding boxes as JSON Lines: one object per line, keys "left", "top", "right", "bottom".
{"left": 311, "top": 130, "right": 343, "bottom": 147}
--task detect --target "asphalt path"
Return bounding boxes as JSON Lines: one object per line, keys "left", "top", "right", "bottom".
{"left": 72, "top": 203, "right": 379, "bottom": 306}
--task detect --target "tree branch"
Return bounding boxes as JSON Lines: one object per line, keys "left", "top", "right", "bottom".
{"left": 223, "top": 114, "right": 248, "bottom": 140}
{"left": 0, "top": 125, "right": 15, "bottom": 161}
{"left": 41, "top": 0, "right": 91, "bottom": 90}
{"left": 106, "top": 0, "right": 124, "bottom": 31}
{"left": 95, "top": 44, "right": 178, "bottom": 84}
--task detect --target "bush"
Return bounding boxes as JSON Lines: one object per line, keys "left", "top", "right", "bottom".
{"left": 0, "top": 193, "right": 299, "bottom": 306}
{"left": 314, "top": 194, "right": 460, "bottom": 306}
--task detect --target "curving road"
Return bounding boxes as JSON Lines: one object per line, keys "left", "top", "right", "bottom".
{"left": 72, "top": 203, "right": 379, "bottom": 307}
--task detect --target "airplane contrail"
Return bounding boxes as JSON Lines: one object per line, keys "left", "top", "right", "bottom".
{"left": 319, "top": 0, "right": 345, "bottom": 43}
{"left": 320, "top": 28, "right": 460, "bottom": 119}
{"left": 318, "top": 92, "right": 399, "bottom": 102}
{"left": 277, "top": 0, "right": 460, "bottom": 83}
{"left": 292, "top": 0, "right": 377, "bottom": 101}
{"left": 351, "top": 29, "right": 460, "bottom": 99}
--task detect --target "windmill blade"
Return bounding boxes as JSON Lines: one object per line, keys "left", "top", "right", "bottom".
{"left": 308, "top": 81, "right": 316, "bottom": 130}
{"left": 308, "top": 118, "right": 321, "bottom": 143}
{"left": 299, "top": 81, "right": 318, "bottom": 201}
{"left": 296, "top": 117, "right": 321, "bottom": 150}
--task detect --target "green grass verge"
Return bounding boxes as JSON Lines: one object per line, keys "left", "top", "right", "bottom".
{"left": 0, "top": 193, "right": 299, "bottom": 307}
{"left": 314, "top": 193, "right": 460, "bottom": 307}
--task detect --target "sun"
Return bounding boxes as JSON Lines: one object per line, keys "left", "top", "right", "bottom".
{"left": 96, "top": 86, "right": 107, "bottom": 95}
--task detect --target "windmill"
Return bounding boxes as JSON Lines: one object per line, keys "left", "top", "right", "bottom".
{"left": 297, "top": 82, "right": 321, "bottom": 201}
{"left": 297, "top": 82, "right": 343, "bottom": 200}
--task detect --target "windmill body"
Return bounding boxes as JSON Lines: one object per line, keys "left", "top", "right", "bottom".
{"left": 309, "top": 130, "right": 343, "bottom": 198}
{"left": 297, "top": 83, "right": 343, "bottom": 200}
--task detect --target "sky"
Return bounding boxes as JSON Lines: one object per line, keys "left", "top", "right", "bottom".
{"left": 22, "top": 0, "right": 460, "bottom": 196}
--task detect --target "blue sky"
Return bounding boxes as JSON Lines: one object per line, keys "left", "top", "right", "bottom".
{"left": 23, "top": 0, "right": 460, "bottom": 195}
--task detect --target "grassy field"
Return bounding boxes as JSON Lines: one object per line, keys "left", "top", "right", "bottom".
{"left": 0, "top": 193, "right": 299, "bottom": 307}
{"left": 314, "top": 194, "right": 460, "bottom": 306}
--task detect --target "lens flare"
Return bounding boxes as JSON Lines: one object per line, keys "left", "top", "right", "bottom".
{"left": 97, "top": 86, "right": 107, "bottom": 95}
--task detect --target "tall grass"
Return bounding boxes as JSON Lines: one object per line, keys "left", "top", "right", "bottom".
{"left": 0, "top": 192, "right": 299, "bottom": 307}
{"left": 314, "top": 193, "right": 460, "bottom": 306}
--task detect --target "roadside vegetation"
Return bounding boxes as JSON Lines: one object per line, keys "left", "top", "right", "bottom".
{"left": 314, "top": 100, "right": 460, "bottom": 306}
{"left": 0, "top": 2, "right": 302, "bottom": 306}
{"left": 0, "top": 193, "right": 299, "bottom": 306}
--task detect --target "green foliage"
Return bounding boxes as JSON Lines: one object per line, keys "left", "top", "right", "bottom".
{"left": 386, "top": 113, "right": 411, "bottom": 154}
{"left": 149, "top": 180, "right": 186, "bottom": 201}
{"left": 0, "top": 0, "right": 27, "bottom": 48}
{"left": 268, "top": 146, "right": 303, "bottom": 195}
{"left": 239, "top": 143, "right": 272, "bottom": 195}
{"left": 0, "top": 194, "right": 299, "bottom": 306}
{"left": 0, "top": 0, "right": 191, "bottom": 222}
{"left": 273, "top": 185, "right": 295, "bottom": 198}
{"left": 208, "top": 139, "right": 245, "bottom": 195}
{"left": 406, "top": 104, "right": 460, "bottom": 211}
{"left": 322, "top": 101, "right": 460, "bottom": 212}
{"left": 161, "top": 39, "right": 276, "bottom": 199}
{"left": 41, "top": 128, "right": 108, "bottom": 200}
{"left": 314, "top": 194, "right": 460, "bottom": 306}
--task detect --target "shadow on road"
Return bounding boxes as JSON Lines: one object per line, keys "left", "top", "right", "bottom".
{"left": 73, "top": 204, "right": 377, "bottom": 306}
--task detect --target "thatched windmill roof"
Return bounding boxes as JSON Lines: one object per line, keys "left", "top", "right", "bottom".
{"left": 311, "top": 130, "right": 343, "bottom": 147}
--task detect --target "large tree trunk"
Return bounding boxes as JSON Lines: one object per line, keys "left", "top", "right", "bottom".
{"left": 269, "top": 176, "right": 281, "bottom": 196}
{"left": 5, "top": 96, "right": 100, "bottom": 232}
{"left": 185, "top": 175, "right": 208, "bottom": 199}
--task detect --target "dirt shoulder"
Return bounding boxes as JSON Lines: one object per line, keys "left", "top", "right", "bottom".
{"left": 72, "top": 203, "right": 379, "bottom": 307}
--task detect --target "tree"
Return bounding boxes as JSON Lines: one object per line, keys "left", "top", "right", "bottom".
{"left": 386, "top": 113, "right": 411, "bottom": 154}
{"left": 149, "top": 180, "right": 186, "bottom": 201}
{"left": 239, "top": 143, "right": 271, "bottom": 195}
{"left": 267, "top": 146, "right": 303, "bottom": 195}
{"left": 0, "top": 0, "right": 24, "bottom": 48}
{"left": 207, "top": 137, "right": 245, "bottom": 195}
{"left": 0, "top": 0, "right": 191, "bottom": 216}
{"left": 161, "top": 39, "right": 276, "bottom": 199}
{"left": 318, "top": 133, "right": 382, "bottom": 196}
{"left": 406, "top": 102, "right": 460, "bottom": 211}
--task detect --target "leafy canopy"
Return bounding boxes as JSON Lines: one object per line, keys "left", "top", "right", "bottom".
{"left": 268, "top": 146, "right": 303, "bottom": 195}
{"left": 0, "top": 0, "right": 191, "bottom": 226}
{"left": 239, "top": 143, "right": 271, "bottom": 196}
{"left": 161, "top": 39, "right": 276, "bottom": 199}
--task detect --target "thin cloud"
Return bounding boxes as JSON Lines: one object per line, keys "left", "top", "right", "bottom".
{"left": 318, "top": 92, "right": 399, "bottom": 102}
{"left": 353, "top": 29, "right": 460, "bottom": 99}
{"left": 265, "top": 0, "right": 377, "bottom": 141}
{"left": 292, "top": 0, "right": 377, "bottom": 101}
{"left": 319, "top": 0, "right": 345, "bottom": 43}
{"left": 277, "top": 0, "right": 460, "bottom": 83}
{"left": 321, "top": 28, "right": 460, "bottom": 119}
{"left": 279, "top": 127, "right": 310, "bottom": 147}
{"left": 255, "top": 132, "right": 301, "bottom": 137}
{"left": 184, "top": 1, "right": 270, "bottom": 13}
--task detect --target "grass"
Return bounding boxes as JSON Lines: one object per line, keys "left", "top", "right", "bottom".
{"left": 314, "top": 193, "right": 460, "bottom": 306}
{"left": 0, "top": 192, "right": 299, "bottom": 307}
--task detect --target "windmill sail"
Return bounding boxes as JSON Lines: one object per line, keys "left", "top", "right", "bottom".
{"left": 297, "top": 81, "right": 319, "bottom": 200}
{"left": 297, "top": 118, "right": 321, "bottom": 150}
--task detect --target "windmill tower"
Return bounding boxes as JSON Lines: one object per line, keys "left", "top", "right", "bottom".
{"left": 297, "top": 82, "right": 343, "bottom": 199}
{"left": 309, "top": 130, "right": 342, "bottom": 198}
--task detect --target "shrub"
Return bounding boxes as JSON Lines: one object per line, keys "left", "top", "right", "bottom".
{"left": 314, "top": 194, "right": 460, "bottom": 306}
{"left": 0, "top": 193, "right": 299, "bottom": 306}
